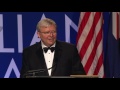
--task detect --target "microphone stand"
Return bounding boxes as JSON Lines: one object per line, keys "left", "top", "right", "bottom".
{"left": 23, "top": 64, "right": 56, "bottom": 78}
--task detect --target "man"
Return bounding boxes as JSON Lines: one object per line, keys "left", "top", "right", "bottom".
{"left": 20, "top": 18, "right": 86, "bottom": 78}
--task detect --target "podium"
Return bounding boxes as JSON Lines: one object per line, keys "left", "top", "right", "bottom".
{"left": 25, "top": 75, "right": 98, "bottom": 78}
{"left": 25, "top": 76, "right": 73, "bottom": 78}
{"left": 70, "top": 75, "right": 98, "bottom": 78}
{"left": 24, "top": 70, "right": 98, "bottom": 78}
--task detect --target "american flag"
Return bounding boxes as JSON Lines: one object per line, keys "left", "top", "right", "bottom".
{"left": 76, "top": 12, "right": 104, "bottom": 78}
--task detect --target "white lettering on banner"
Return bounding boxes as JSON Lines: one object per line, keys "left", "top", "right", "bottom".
{"left": 4, "top": 58, "right": 20, "bottom": 78}
{"left": 17, "top": 15, "right": 23, "bottom": 53}
{"left": 30, "top": 14, "right": 46, "bottom": 46}
{"left": 65, "top": 14, "right": 78, "bottom": 43}
{"left": 0, "top": 14, "right": 14, "bottom": 53}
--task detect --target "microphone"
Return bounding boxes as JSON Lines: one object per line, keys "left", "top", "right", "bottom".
{"left": 23, "top": 64, "right": 56, "bottom": 78}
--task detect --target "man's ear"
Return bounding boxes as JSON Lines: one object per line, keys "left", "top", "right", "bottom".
{"left": 37, "top": 31, "right": 40, "bottom": 38}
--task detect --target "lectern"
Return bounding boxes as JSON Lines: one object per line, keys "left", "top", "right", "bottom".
{"left": 25, "top": 75, "right": 98, "bottom": 78}
{"left": 25, "top": 76, "right": 73, "bottom": 78}
{"left": 24, "top": 69, "right": 98, "bottom": 78}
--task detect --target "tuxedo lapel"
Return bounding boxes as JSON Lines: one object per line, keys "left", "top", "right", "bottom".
{"left": 36, "top": 42, "right": 49, "bottom": 76}
{"left": 51, "top": 41, "right": 62, "bottom": 76}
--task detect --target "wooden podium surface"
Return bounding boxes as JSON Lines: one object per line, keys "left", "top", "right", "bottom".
{"left": 70, "top": 75, "right": 98, "bottom": 78}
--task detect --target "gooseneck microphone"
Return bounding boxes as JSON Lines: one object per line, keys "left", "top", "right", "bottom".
{"left": 23, "top": 63, "right": 56, "bottom": 78}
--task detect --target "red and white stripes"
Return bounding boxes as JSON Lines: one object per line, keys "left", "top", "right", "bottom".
{"left": 76, "top": 12, "right": 104, "bottom": 78}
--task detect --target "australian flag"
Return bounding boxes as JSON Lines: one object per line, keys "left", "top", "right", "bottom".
{"left": 105, "top": 12, "right": 120, "bottom": 78}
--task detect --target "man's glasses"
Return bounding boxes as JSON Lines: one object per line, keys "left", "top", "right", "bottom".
{"left": 39, "top": 31, "right": 57, "bottom": 35}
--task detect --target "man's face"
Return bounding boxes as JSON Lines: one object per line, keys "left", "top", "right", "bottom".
{"left": 37, "top": 25, "right": 57, "bottom": 47}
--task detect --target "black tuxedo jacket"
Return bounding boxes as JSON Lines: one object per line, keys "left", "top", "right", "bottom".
{"left": 20, "top": 40, "right": 86, "bottom": 78}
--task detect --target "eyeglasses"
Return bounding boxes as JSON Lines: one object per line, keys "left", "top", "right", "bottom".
{"left": 39, "top": 31, "right": 57, "bottom": 35}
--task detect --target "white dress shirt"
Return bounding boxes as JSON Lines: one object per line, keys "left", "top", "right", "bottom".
{"left": 41, "top": 42, "right": 55, "bottom": 76}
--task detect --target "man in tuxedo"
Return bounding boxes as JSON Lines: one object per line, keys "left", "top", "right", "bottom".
{"left": 20, "top": 18, "right": 86, "bottom": 78}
